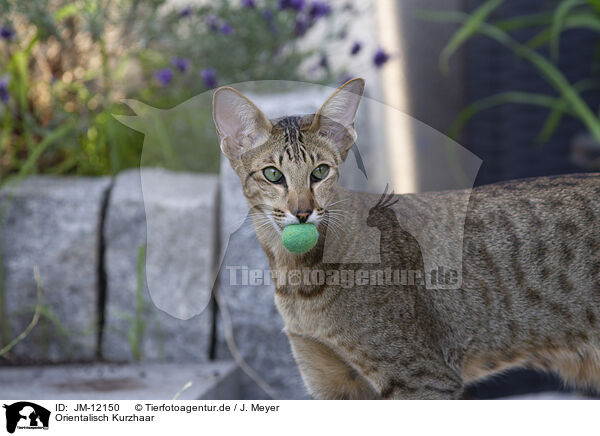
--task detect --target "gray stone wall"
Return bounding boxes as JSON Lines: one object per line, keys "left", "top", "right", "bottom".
{"left": 0, "top": 170, "right": 217, "bottom": 365}
{"left": 102, "top": 169, "right": 216, "bottom": 363}
{"left": 0, "top": 177, "right": 111, "bottom": 362}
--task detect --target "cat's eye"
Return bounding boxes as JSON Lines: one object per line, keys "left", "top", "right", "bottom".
{"left": 311, "top": 164, "right": 330, "bottom": 182}
{"left": 263, "top": 166, "right": 284, "bottom": 184}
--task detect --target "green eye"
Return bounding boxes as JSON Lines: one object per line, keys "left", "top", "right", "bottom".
{"left": 263, "top": 166, "right": 284, "bottom": 184}
{"left": 311, "top": 164, "right": 330, "bottom": 182}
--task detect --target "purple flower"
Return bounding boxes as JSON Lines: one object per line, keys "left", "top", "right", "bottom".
{"left": 373, "top": 48, "right": 390, "bottom": 68}
{"left": 0, "top": 76, "right": 10, "bottom": 103}
{"left": 308, "top": 1, "right": 331, "bottom": 19}
{"left": 171, "top": 57, "right": 190, "bottom": 73}
{"left": 220, "top": 22, "right": 234, "bottom": 35}
{"left": 154, "top": 68, "right": 173, "bottom": 86}
{"left": 0, "top": 26, "right": 15, "bottom": 41}
{"left": 294, "top": 15, "right": 309, "bottom": 36}
{"left": 319, "top": 54, "right": 328, "bottom": 69}
{"left": 262, "top": 8, "right": 274, "bottom": 20}
{"left": 242, "top": 0, "right": 256, "bottom": 8}
{"left": 279, "top": 0, "right": 305, "bottom": 12}
{"left": 206, "top": 14, "right": 219, "bottom": 31}
{"left": 201, "top": 68, "right": 217, "bottom": 88}
{"left": 262, "top": 9, "right": 278, "bottom": 34}
{"left": 350, "top": 41, "right": 361, "bottom": 56}
{"left": 180, "top": 7, "right": 191, "bottom": 17}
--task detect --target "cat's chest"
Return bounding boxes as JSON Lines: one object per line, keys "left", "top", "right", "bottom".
{"left": 274, "top": 290, "right": 346, "bottom": 338}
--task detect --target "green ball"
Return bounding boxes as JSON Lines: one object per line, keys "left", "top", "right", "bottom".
{"left": 281, "top": 223, "right": 319, "bottom": 254}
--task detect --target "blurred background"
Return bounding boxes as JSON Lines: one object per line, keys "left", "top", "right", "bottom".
{"left": 0, "top": 0, "right": 599, "bottom": 400}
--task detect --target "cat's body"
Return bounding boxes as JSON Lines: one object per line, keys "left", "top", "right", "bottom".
{"left": 274, "top": 175, "right": 600, "bottom": 399}
{"left": 213, "top": 79, "right": 600, "bottom": 399}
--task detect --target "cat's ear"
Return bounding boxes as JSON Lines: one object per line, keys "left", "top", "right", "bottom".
{"left": 212, "top": 87, "right": 272, "bottom": 159}
{"left": 310, "top": 78, "right": 365, "bottom": 156}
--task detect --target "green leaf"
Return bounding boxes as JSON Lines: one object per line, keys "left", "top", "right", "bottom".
{"left": 129, "top": 244, "right": 147, "bottom": 362}
{"left": 527, "top": 13, "right": 600, "bottom": 48}
{"left": 589, "top": 0, "right": 600, "bottom": 14}
{"left": 550, "top": 0, "right": 587, "bottom": 60}
{"left": 9, "top": 51, "right": 29, "bottom": 112}
{"left": 492, "top": 12, "right": 553, "bottom": 32}
{"left": 1, "top": 122, "right": 77, "bottom": 189}
{"left": 537, "top": 103, "right": 567, "bottom": 143}
{"left": 54, "top": 2, "right": 80, "bottom": 21}
{"left": 449, "top": 91, "right": 570, "bottom": 140}
{"left": 0, "top": 267, "right": 43, "bottom": 357}
{"left": 537, "top": 79, "right": 600, "bottom": 143}
{"left": 427, "top": 10, "right": 600, "bottom": 141}
{"left": 437, "top": 0, "right": 504, "bottom": 73}
{"left": 566, "top": 11, "right": 600, "bottom": 31}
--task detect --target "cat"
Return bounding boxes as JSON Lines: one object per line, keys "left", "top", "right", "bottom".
{"left": 212, "top": 78, "right": 600, "bottom": 399}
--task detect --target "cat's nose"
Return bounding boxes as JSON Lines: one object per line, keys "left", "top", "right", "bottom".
{"left": 295, "top": 210, "right": 312, "bottom": 223}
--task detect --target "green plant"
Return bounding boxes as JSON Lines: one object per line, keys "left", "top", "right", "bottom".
{"left": 0, "top": 266, "right": 42, "bottom": 358}
{"left": 0, "top": 0, "right": 365, "bottom": 179}
{"left": 127, "top": 244, "right": 147, "bottom": 362}
{"left": 420, "top": 0, "right": 600, "bottom": 144}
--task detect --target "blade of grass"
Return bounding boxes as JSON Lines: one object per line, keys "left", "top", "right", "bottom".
{"left": 420, "top": 10, "right": 600, "bottom": 141}
{"left": 590, "top": 0, "right": 600, "bottom": 14}
{"left": 528, "top": 13, "right": 600, "bottom": 48}
{"left": 437, "top": 0, "right": 504, "bottom": 73}
{"left": 0, "top": 121, "right": 76, "bottom": 189}
{"left": 0, "top": 266, "right": 43, "bottom": 357}
{"left": 449, "top": 91, "right": 571, "bottom": 140}
{"left": 482, "top": 21, "right": 600, "bottom": 140}
{"left": 173, "top": 381, "right": 193, "bottom": 400}
{"left": 550, "top": 0, "right": 587, "bottom": 60}
{"left": 537, "top": 79, "right": 600, "bottom": 143}
{"left": 0, "top": 238, "right": 10, "bottom": 346}
{"left": 54, "top": 2, "right": 80, "bottom": 21}
{"left": 492, "top": 12, "right": 553, "bottom": 31}
{"left": 128, "top": 244, "right": 147, "bottom": 362}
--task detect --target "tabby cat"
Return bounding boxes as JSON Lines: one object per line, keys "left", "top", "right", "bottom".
{"left": 212, "top": 78, "right": 600, "bottom": 399}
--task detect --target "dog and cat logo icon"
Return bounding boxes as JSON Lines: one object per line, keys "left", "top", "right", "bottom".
{"left": 3, "top": 402, "right": 50, "bottom": 433}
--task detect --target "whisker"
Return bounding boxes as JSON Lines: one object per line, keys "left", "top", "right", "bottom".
{"left": 320, "top": 217, "right": 345, "bottom": 237}
{"left": 324, "top": 211, "right": 348, "bottom": 217}
{"left": 326, "top": 197, "right": 351, "bottom": 208}
{"left": 323, "top": 213, "right": 348, "bottom": 223}
{"left": 324, "top": 220, "right": 347, "bottom": 236}
{"left": 323, "top": 223, "right": 342, "bottom": 239}
{"left": 323, "top": 219, "right": 345, "bottom": 233}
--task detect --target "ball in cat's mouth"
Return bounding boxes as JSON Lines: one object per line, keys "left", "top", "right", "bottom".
{"left": 281, "top": 223, "right": 319, "bottom": 254}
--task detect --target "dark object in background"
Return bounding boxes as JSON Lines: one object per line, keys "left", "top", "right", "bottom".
{"left": 465, "top": 0, "right": 600, "bottom": 186}
{"left": 571, "top": 134, "right": 600, "bottom": 170}
{"left": 464, "top": 369, "right": 567, "bottom": 399}
{"left": 464, "top": 0, "right": 600, "bottom": 399}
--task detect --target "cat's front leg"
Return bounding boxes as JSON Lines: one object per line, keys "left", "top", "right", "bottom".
{"left": 287, "top": 332, "right": 379, "bottom": 400}
{"left": 384, "top": 384, "right": 464, "bottom": 400}
{"left": 379, "top": 367, "right": 464, "bottom": 400}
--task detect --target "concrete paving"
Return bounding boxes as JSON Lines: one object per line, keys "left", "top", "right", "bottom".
{"left": 0, "top": 361, "right": 240, "bottom": 400}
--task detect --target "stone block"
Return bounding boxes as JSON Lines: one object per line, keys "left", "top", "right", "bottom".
{"left": 102, "top": 168, "right": 217, "bottom": 362}
{"left": 0, "top": 176, "right": 111, "bottom": 363}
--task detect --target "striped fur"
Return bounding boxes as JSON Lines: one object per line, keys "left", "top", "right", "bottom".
{"left": 215, "top": 79, "right": 600, "bottom": 399}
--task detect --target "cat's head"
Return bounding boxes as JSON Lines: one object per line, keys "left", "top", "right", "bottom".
{"left": 212, "top": 79, "right": 364, "bottom": 239}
